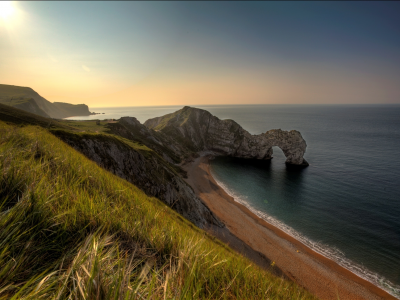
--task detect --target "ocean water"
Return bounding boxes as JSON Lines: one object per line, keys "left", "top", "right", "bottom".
{"left": 68, "top": 104, "right": 400, "bottom": 297}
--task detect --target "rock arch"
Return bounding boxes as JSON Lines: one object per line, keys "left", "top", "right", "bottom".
{"left": 144, "top": 106, "right": 309, "bottom": 167}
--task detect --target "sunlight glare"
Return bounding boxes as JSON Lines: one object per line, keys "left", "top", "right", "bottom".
{"left": 0, "top": 1, "right": 15, "bottom": 19}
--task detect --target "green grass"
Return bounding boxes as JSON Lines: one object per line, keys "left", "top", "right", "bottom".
{"left": 0, "top": 121, "right": 318, "bottom": 299}
{"left": 58, "top": 120, "right": 113, "bottom": 134}
{"left": 51, "top": 128, "right": 155, "bottom": 155}
{"left": 150, "top": 107, "right": 193, "bottom": 132}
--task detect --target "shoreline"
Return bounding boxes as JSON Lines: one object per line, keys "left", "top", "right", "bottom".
{"left": 182, "top": 155, "right": 397, "bottom": 300}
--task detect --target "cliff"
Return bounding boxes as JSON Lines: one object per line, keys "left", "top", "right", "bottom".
{"left": 144, "top": 106, "right": 309, "bottom": 167}
{"left": 0, "top": 84, "right": 93, "bottom": 118}
{"left": 52, "top": 102, "right": 93, "bottom": 118}
{"left": 52, "top": 130, "right": 223, "bottom": 229}
{"left": 108, "top": 116, "right": 196, "bottom": 164}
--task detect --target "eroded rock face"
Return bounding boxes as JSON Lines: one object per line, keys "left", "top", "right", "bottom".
{"left": 111, "top": 116, "right": 195, "bottom": 165}
{"left": 53, "top": 130, "right": 223, "bottom": 229}
{"left": 144, "top": 106, "right": 309, "bottom": 167}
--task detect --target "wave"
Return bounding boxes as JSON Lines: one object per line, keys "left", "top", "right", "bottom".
{"left": 210, "top": 169, "right": 400, "bottom": 299}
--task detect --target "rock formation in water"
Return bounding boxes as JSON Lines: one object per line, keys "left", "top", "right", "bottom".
{"left": 144, "top": 106, "right": 309, "bottom": 167}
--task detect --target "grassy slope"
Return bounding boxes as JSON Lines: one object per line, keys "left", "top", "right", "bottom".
{"left": 0, "top": 119, "right": 317, "bottom": 299}
{"left": 148, "top": 108, "right": 192, "bottom": 132}
{"left": 58, "top": 119, "right": 113, "bottom": 134}
{"left": 0, "top": 103, "right": 74, "bottom": 130}
{"left": 0, "top": 98, "right": 50, "bottom": 118}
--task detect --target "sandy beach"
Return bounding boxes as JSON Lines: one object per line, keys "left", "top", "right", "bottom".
{"left": 183, "top": 155, "right": 397, "bottom": 300}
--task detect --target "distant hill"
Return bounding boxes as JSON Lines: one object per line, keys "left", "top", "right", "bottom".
{"left": 0, "top": 97, "right": 50, "bottom": 118}
{"left": 0, "top": 102, "right": 75, "bottom": 130}
{"left": 0, "top": 84, "right": 93, "bottom": 119}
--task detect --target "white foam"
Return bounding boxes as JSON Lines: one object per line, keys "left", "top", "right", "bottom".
{"left": 210, "top": 169, "right": 400, "bottom": 299}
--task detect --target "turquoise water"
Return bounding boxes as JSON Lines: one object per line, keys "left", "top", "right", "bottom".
{"left": 69, "top": 104, "right": 400, "bottom": 297}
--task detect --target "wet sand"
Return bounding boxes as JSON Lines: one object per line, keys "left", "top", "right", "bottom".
{"left": 183, "top": 155, "right": 396, "bottom": 300}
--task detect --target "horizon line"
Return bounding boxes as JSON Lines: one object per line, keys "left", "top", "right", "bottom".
{"left": 89, "top": 103, "right": 400, "bottom": 109}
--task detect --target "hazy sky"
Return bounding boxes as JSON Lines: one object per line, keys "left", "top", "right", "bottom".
{"left": 1, "top": 1, "right": 400, "bottom": 107}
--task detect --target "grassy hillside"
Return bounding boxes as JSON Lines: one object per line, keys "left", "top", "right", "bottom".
{"left": 0, "top": 84, "right": 92, "bottom": 118}
{"left": 58, "top": 119, "right": 113, "bottom": 133}
{"left": 0, "top": 119, "right": 317, "bottom": 299}
{"left": 0, "top": 97, "right": 50, "bottom": 118}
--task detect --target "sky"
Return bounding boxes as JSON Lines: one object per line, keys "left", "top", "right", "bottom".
{"left": 1, "top": 1, "right": 400, "bottom": 107}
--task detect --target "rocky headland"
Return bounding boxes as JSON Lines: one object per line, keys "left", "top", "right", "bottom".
{"left": 52, "top": 106, "right": 309, "bottom": 229}
{"left": 144, "top": 106, "right": 309, "bottom": 167}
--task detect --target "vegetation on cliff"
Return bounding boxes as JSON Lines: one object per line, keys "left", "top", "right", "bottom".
{"left": 0, "top": 107, "right": 317, "bottom": 299}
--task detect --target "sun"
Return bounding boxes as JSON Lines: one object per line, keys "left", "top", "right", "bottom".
{"left": 0, "top": 1, "right": 15, "bottom": 19}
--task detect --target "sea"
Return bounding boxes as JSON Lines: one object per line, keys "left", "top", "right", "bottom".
{"left": 67, "top": 104, "right": 400, "bottom": 298}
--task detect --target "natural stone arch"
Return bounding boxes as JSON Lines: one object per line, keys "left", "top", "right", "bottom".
{"left": 203, "top": 117, "right": 308, "bottom": 167}
{"left": 144, "top": 106, "right": 309, "bottom": 167}
{"left": 260, "top": 129, "right": 308, "bottom": 166}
